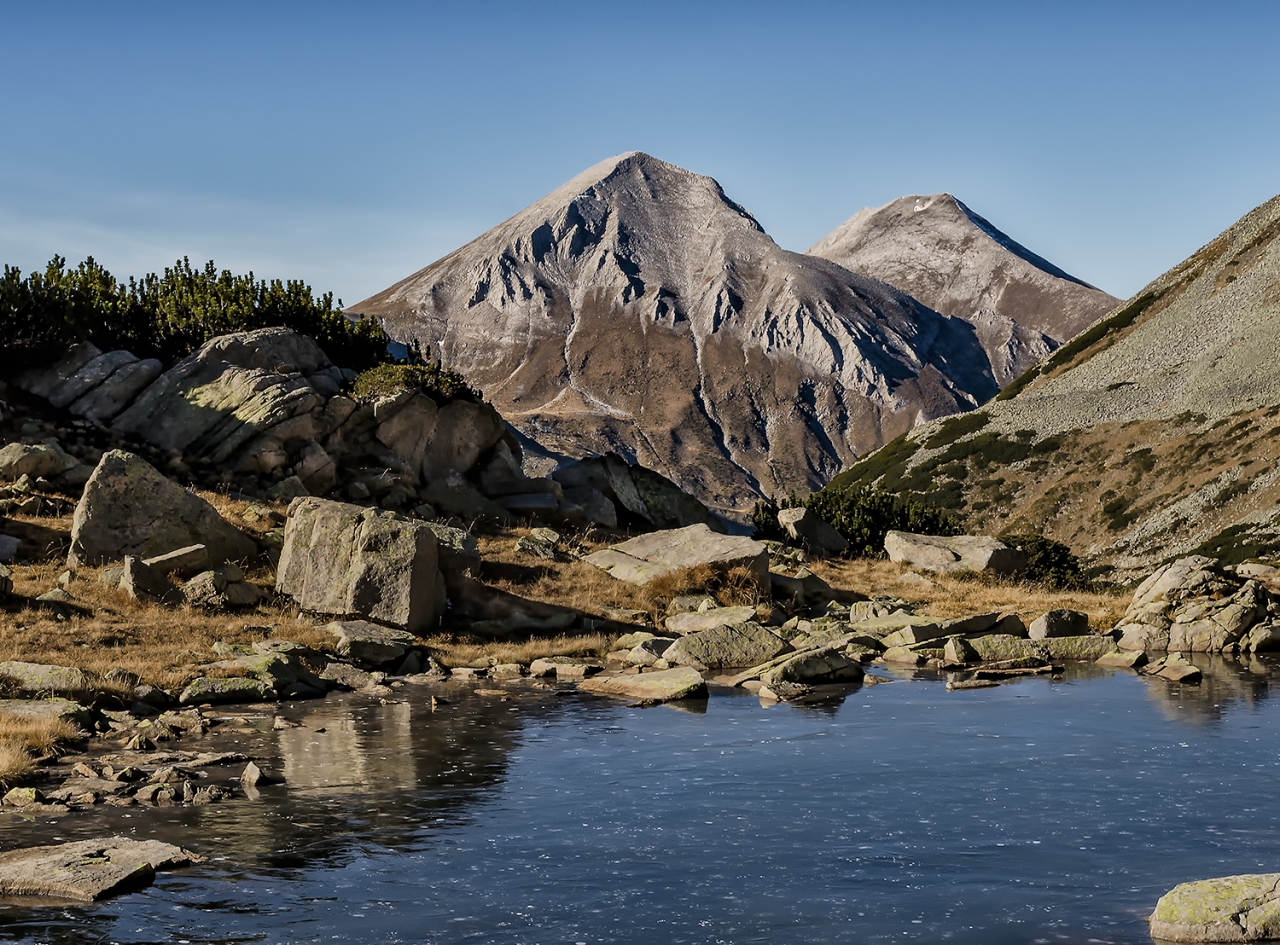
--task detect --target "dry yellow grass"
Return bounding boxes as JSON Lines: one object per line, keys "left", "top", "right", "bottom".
{"left": 427, "top": 633, "right": 615, "bottom": 666}
{"left": 0, "top": 713, "right": 83, "bottom": 788}
{"left": 809, "top": 557, "right": 1127, "bottom": 630}
{"left": 2, "top": 559, "right": 337, "bottom": 690}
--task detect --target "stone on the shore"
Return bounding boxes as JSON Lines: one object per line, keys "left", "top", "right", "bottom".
{"left": 1149, "top": 872, "right": 1280, "bottom": 942}
{"left": 318, "top": 661, "right": 382, "bottom": 690}
{"left": 326, "top": 619, "right": 420, "bottom": 667}
{"left": 0, "top": 837, "right": 203, "bottom": 902}
{"left": 884, "top": 530, "right": 1027, "bottom": 577}
{"left": 944, "top": 636, "right": 980, "bottom": 663}
{"left": 68, "top": 450, "right": 256, "bottom": 568}
{"left": 665, "top": 605, "right": 759, "bottom": 636}
{"left": 578, "top": 666, "right": 708, "bottom": 703}
{"left": 585, "top": 524, "right": 769, "bottom": 592}
{"left": 965, "top": 635, "right": 1049, "bottom": 662}
{"left": 178, "top": 677, "right": 275, "bottom": 705}
{"left": 0, "top": 661, "right": 94, "bottom": 697}
{"left": 276, "top": 497, "right": 444, "bottom": 632}
{"left": 760, "top": 646, "right": 863, "bottom": 686}
{"left": 1096, "top": 649, "right": 1147, "bottom": 669}
{"left": 777, "top": 507, "right": 848, "bottom": 557}
{"left": 1028, "top": 609, "right": 1090, "bottom": 639}
{"left": 662, "top": 623, "right": 791, "bottom": 670}
{"left": 1145, "top": 654, "right": 1203, "bottom": 684}
{"left": 0, "top": 698, "right": 93, "bottom": 729}
{"left": 527, "top": 657, "right": 601, "bottom": 680}
{"left": 1040, "top": 635, "right": 1117, "bottom": 661}
{"left": 1115, "top": 556, "right": 1271, "bottom": 653}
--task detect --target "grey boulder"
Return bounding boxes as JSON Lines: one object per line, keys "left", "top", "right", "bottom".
{"left": 0, "top": 837, "right": 203, "bottom": 902}
{"left": 1028, "top": 609, "right": 1090, "bottom": 639}
{"left": 662, "top": 622, "right": 791, "bottom": 669}
{"left": 777, "top": 507, "right": 848, "bottom": 557}
{"left": 1149, "top": 872, "right": 1280, "bottom": 942}
{"left": 68, "top": 450, "right": 257, "bottom": 568}
{"left": 585, "top": 524, "right": 769, "bottom": 592}
{"left": 884, "top": 530, "right": 1027, "bottom": 577}
{"left": 578, "top": 666, "right": 708, "bottom": 703}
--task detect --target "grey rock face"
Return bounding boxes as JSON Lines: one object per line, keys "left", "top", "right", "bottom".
{"left": 351, "top": 152, "right": 1001, "bottom": 512}
{"left": 884, "top": 531, "right": 1027, "bottom": 577}
{"left": 578, "top": 666, "right": 708, "bottom": 703}
{"left": 1148, "top": 872, "right": 1280, "bottom": 942}
{"left": 759, "top": 646, "right": 863, "bottom": 686}
{"left": 665, "top": 605, "right": 759, "bottom": 636}
{"left": 325, "top": 619, "right": 421, "bottom": 667}
{"left": 777, "top": 507, "right": 848, "bottom": 557}
{"left": 585, "top": 524, "right": 769, "bottom": 591}
{"left": 178, "top": 677, "right": 274, "bottom": 705}
{"left": 68, "top": 451, "right": 257, "bottom": 568}
{"left": 0, "top": 442, "right": 79, "bottom": 481}
{"left": 807, "top": 193, "right": 1118, "bottom": 386}
{"left": 275, "top": 498, "right": 444, "bottom": 633}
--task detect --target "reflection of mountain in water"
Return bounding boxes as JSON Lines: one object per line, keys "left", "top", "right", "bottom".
{"left": 1142, "top": 654, "right": 1275, "bottom": 726}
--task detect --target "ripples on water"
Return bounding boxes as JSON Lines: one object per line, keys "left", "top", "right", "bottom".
{"left": 1, "top": 656, "right": 1278, "bottom": 944}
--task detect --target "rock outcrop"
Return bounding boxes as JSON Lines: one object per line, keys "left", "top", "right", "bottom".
{"left": 1149, "top": 873, "right": 1280, "bottom": 942}
{"left": 1115, "top": 556, "right": 1276, "bottom": 652}
{"left": 67, "top": 451, "right": 256, "bottom": 567}
{"left": 0, "top": 837, "right": 203, "bottom": 902}
{"left": 350, "top": 151, "right": 1002, "bottom": 514}
{"left": 884, "top": 531, "right": 1027, "bottom": 577}
{"left": 777, "top": 506, "right": 848, "bottom": 557}
{"left": 275, "top": 497, "right": 445, "bottom": 632}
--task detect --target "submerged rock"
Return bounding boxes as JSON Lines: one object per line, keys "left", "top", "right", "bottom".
{"left": 0, "top": 837, "right": 203, "bottom": 902}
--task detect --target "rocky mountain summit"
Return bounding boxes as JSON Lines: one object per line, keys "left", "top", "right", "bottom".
{"left": 351, "top": 152, "right": 1005, "bottom": 514}
{"left": 821, "top": 192, "right": 1280, "bottom": 577}
{"left": 807, "top": 194, "right": 1119, "bottom": 385}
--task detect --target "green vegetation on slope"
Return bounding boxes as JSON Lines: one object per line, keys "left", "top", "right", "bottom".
{"left": 1, "top": 255, "right": 391, "bottom": 371}
{"left": 350, "top": 362, "right": 479, "bottom": 405}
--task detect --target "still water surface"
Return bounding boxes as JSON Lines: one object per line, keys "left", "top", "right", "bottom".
{"left": 1, "top": 659, "right": 1278, "bottom": 944}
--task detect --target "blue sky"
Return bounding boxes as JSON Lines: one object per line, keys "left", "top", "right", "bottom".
{"left": 2, "top": 1, "right": 1277, "bottom": 305}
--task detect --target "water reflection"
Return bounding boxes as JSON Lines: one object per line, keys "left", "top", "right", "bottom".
{"left": 1142, "top": 654, "right": 1274, "bottom": 725}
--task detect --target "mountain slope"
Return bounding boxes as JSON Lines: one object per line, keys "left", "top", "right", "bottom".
{"left": 352, "top": 153, "right": 999, "bottom": 514}
{"left": 808, "top": 194, "right": 1119, "bottom": 385}
{"left": 821, "top": 193, "right": 1280, "bottom": 577}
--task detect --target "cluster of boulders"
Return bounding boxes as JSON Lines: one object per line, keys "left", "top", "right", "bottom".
{"left": 1115, "top": 555, "right": 1280, "bottom": 653}
{"left": 7, "top": 327, "right": 719, "bottom": 534}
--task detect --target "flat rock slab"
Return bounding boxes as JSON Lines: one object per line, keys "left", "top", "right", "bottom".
{"left": 1149, "top": 873, "right": 1280, "bottom": 942}
{"left": 326, "top": 619, "right": 420, "bottom": 666}
{"left": 578, "top": 667, "right": 708, "bottom": 704}
{"left": 0, "top": 698, "right": 93, "bottom": 729}
{"left": 665, "top": 606, "right": 758, "bottom": 635}
{"left": 584, "top": 524, "right": 769, "bottom": 591}
{"left": 1040, "top": 635, "right": 1117, "bottom": 661}
{"left": 0, "top": 837, "right": 204, "bottom": 902}
{"left": 884, "top": 530, "right": 1027, "bottom": 577}
{"left": 662, "top": 623, "right": 791, "bottom": 670}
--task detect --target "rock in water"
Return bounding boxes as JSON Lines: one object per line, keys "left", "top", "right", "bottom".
{"left": 275, "top": 497, "right": 445, "bottom": 633}
{"left": 884, "top": 531, "right": 1027, "bottom": 577}
{"left": 585, "top": 524, "right": 769, "bottom": 592}
{"left": 777, "top": 507, "right": 848, "bottom": 557}
{"left": 1149, "top": 873, "right": 1280, "bottom": 942}
{"left": 1115, "top": 556, "right": 1270, "bottom": 652}
{"left": 68, "top": 450, "right": 257, "bottom": 568}
{"left": 578, "top": 666, "right": 708, "bottom": 704}
{"left": 0, "top": 837, "right": 203, "bottom": 902}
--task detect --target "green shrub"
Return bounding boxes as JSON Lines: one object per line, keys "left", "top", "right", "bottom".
{"left": 749, "top": 493, "right": 802, "bottom": 542}
{"left": 1, "top": 255, "right": 392, "bottom": 371}
{"left": 999, "top": 532, "right": 1087, "bottom": 589}
{"left": 807, "top": 485, "right": 961, "bottom": 558}
{"left": 925, "top": 412, "right": 989, "bottom": 449}
{"left": 350, "top": 362, "right": 479, "bottom": 405}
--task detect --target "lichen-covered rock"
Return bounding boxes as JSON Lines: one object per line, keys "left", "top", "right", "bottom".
{"left": 965, "top": 635, "right": 1049, "bottom": 662}
{"left": 1039, "top": 635, "right": 1117, "bottom": 661}
{"left": 177, "top": 676, "right": 275, "bottom": 705}
{"left": 68, "top": 451, "right": 256, "bottom": 568}
{"left": 585, "top": 524, "right": 769, "bottom": 592}
{"left": 760, "top": 646, "right": 863, "bottom": 686}
{"left": 0, "top": 698, "right": 93, "bottom": 729}
{"left": 1149, "top": 873, "right": 1280, "bottom": 942}
{"left": 325, "top": 619, "right": 420, "bottom": 667}
{"left": 665, "top": 606, "right": 759, "bottom": 636}
{"left": 0, "top": 661, "right": 94, "bottom": 697}
{"left": 578, "top": 666, "right": 708, "bottom": 703}
{"left": 275, "top": 497, "right": 444, "bottom": 632}
{"left": 0, "top": 442, "right": 79, "bottom": 481}
{"left": 1116, "top": 556, "right": 1271, "bottom": 652}
{"left": 1028, "top": 609, "right": 1090, "bottom": 639}
{"left": 662, "top": 622, "right": 791, "bottom": 669}
{"left": 884, "top": 531, "right": 1027, "bottom": 577}
{"left": 422, "top": 522, "right": 480, "bottom": 574}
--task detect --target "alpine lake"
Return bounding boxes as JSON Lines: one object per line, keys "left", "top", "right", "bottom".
{"left": 2, "top": 655, "right": 1279, "bottom": 945}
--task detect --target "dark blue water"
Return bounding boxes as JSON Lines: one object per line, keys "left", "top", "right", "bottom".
{"left": 1, "top": 658, "right": 1278, "bottom": 944}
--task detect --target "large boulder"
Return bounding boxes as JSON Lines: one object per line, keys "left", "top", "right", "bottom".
{"left": 111, "top": 328, "right": 343, "bottom": 468}
{"left": 777, "top": 507, "right": 848, "bottom": 557}
{"left": 665, "top": 605, "right": 759, "bottom": 636}
{"left": 759, "top": 646, "right": 863, "bottom": 686}
{"left": 275, "top": 497, "right": 444, "bottom": 633}
{"left": 325, "top": 619, "right": 420, "bottom": 666}
{"left": 578, "top": 666, "right": 708, "bottom": 703}
{"left": 1028, "top": 609, "right": 1090, "bottom": 639}
{"left": 553, "top": 454, "right": 720, "bottom": 532}
{"left": 0, "top": 837, "right": 203, "bottom": 902}
{"left": 884, "top": 531, "right": 1027, "bottom": 577}
{"left": 67, "top": 451, "right": 257, "bottom": 568}
{"left": 1115, "top": 556, "right": 1272, "bottom": 652}
{"left": 662, "top": 622, "right": 791, "bottom": 669}
{"left": 585, "top": 524, "right": 769, "bottom": 593}
{"left": 1149, "top": 873, "right": 1280, "bottom": 942}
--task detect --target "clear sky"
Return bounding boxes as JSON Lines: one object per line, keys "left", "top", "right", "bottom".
{"left": 2, "top": 1, "right": 1277, "bottom": 306}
